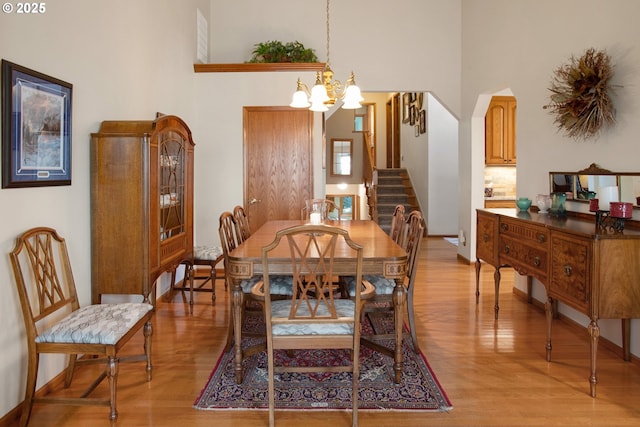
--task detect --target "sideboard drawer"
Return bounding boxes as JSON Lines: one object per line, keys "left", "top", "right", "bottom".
{"left": 499, "top": 235, "right": 548, "bottom": 280}
{"left": 549, "top": 231, "right": 591, "bottom": 312}
{"left": 498, "top": 216, "right": 549, "bottom": 281}
{"left": 499, "top": 217, "right": 549, "bottom": 249}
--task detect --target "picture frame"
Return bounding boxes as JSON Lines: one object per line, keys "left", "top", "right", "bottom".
{"left": 415, "top": 92, "right": 424, "bottom": 110}
{"left": 2, "top": 60, "right": 72, "bottom": 188}
{"left": 402, "top": 93, "right": 411, "bottom": 123}
{"left": 409, "top": 105, "right": 416, "bottom": 126}
{"left": 419, "top": 109, "right": 426, "bottom": 134}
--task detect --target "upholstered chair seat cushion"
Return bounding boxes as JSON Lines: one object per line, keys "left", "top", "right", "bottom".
{"left": 35, "top": 302, "right": 153, "bottom": 345}
{"left": 193, "top": 245, "right": 223, "bottom": 261}
{"left": 241, "top": 275, "right": 294, "bottom": 296}
{"left": 343, "top": 275, "right": 396, "bottom": 297}
{"left": 270, "top": 299, "right": 355, "bottom": 335}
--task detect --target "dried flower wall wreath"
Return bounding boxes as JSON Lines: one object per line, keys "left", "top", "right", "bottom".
{"left": 543, "top": 48, "right": 617, "bottom": 140}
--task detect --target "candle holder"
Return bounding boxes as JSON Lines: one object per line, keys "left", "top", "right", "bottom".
{"left": 595, "top": 210, "right": 625, "bottom": 234}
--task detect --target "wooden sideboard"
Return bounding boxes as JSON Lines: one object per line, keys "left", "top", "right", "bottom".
{"left": 475, "top": 208, "right": 640, "bottom": 397}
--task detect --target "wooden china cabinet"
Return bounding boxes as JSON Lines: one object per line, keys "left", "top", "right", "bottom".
{"left": 90, "top": 114, "right": 194, "bottom": 304}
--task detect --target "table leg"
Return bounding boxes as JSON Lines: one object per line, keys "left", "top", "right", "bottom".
{"left": 622, "top": 318, "right": 631, "bottom": 361}
{"left": 474, "top": 259, "right": 481, "bottom": 304}
{"left": 545, "top": 296, "right": 553, "bottom": 361}
{"left": 493, "top": 267, "right": 502, "bottom": 320}
{"left": 588, "top": 319, "right": 600, "bottom": 397}
{"left": 392, "top": 278, "right": 406, "bottom": 384}
{"left": 231, "top": 278, "right": 245, "bottom": 384}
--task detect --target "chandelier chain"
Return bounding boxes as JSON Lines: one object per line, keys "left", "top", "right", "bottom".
{"left": 325, "top": 0, "right": 331, "bottom": 65}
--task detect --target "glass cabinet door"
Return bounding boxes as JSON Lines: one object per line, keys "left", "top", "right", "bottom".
{"left": 159, "top": 131, "right": 185, "bottom": 240}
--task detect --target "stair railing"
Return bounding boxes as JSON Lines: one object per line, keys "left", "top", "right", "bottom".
{"left": 362, "top": 132, "right": 378, "bottom": 222}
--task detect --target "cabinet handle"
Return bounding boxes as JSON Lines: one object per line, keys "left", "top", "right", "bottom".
{"left": 483, "top": 234, "right": 489, "bottom": 242}
{"left": 564, "top": 264, "right": 572, "bottom": 276}
{"left": 503, "top": 245, "right": 510, "bottom": 254}
{"left": 500, "top": 223, "right": 508, "bottom": 232}
{"left": 533, "top": 256, "right": 540, "bottom": 267}
{"left": 537, "top": 234, "right": 546, "bottom": 243}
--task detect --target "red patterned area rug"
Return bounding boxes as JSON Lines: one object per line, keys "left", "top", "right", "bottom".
{"left": 194, "top": 311, "right": 453, "bottom": 412}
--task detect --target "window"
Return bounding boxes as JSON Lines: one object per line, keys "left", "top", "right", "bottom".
{"left": 330, "top": 139, "right": 352, "bottom": 176}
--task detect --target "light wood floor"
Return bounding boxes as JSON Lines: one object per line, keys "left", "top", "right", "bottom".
{"left": 11, "top": 238, "right": 640, "bottom": 426}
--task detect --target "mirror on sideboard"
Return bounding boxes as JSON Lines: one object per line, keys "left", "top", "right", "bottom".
{"left": 550, "top": 163, "right": 640, "bottom": 208}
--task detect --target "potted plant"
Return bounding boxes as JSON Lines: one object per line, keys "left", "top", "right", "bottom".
{"left": 248, "top": 40, "right": 318, "bottom": 63}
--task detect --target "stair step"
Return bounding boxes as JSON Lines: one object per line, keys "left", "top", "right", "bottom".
{"left": 378, "top": 177, "right": 404, "bottom": 185}
{"left": 369, "top": 168, "right": 417, "bottom": 233}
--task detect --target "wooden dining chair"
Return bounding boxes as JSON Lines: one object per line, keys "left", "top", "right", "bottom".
{"left": 343, "top": 211, "right": 424, "bottom": 382}
{"left": 168, "top": 244, "right": 223, "bottom": 306}
{"left": 9, "top": 227, "right": 153, "bottom": 427}
{"left": 251, "top": 223, "right": 374, "bottom": 427}
{"left": 233, "top": 205, "right": 251, "bottom": 244}
{"left": 300, "top": 198, "right": 342, "bottom": 221}
{"left": 219, "top": 212, "right": 293, "bottom": 359}
{"left": 389, "top": 204, "right": 406, "bottom": 246}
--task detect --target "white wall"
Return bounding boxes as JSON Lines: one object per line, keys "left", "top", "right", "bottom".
{"left": 460, "top": 0, "right": 640, "bottom": 356}
{"left": 427, "top": 93, "right": 459, "bottom": 235}
{"left": 195, "top": 0, "right": 462, "bottom": 246}
{"left": 0, "top": 0, "right": 209, "bottom": 417}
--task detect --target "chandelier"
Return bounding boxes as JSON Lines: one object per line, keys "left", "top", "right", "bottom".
{"left": 289, "top": 0, "right": 363, "bottom": 112}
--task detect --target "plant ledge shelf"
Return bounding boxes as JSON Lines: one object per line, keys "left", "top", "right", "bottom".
{"left": 193, "top": 63, "right": 326, "bottom": 73}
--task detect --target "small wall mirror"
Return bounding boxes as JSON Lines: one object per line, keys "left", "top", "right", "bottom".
{"left": 549, "top": 164, "right": 640, "bottom": 208}
{"left": 330, "top": 138, "right": 353, "bottom": 176}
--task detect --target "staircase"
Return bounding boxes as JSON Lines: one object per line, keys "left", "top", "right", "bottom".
{"left": 375, "top": 168, "right": 420, "bottom": 233}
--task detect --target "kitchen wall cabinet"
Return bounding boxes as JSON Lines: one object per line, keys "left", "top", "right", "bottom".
{"left": 485, "top": 96, "right": 517, "bottom": 165}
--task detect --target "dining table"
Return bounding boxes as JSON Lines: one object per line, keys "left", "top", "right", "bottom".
{"left": 226, "top": 219, "right": 408, "bottom": 384}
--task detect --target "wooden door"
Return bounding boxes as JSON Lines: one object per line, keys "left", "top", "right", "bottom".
{"left": 243, "top": 107, "right": 313, "bottom": 232}
{"left": 386, "top": 94, "right": 401, "bottom": 168}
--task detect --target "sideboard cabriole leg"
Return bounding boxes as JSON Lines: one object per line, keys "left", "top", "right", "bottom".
{"left": 545, "top": 296, "right": 553, "bottom": 362}
{"left": 475, "top": 259, "right": 481, "bottom": 304}
{"left": 526, "top": 276, "right": 533, "bottom": 304}
{"left": 493, "top": 267, "right": 502, "bottom": 320}
{"left": 588, "top": 319, "right": 600, "bottom": 398}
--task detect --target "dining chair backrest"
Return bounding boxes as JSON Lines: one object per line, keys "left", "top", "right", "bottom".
{"left": 404, "top": 210, "right": 424, "bottom": 285}
{"left": 218, "top": 211, "right": 239, "bottom": 283}
{"left": 257, "top": 223, "right": 371, "bottom": 427}
{"left": 389, "top": 204, "right": 406, "bottom": 246}
{"left": 233, "top": 205, "right": 251, "bottom": 244}
{"left": 301, "top": 198, "right": 342, "bottom": 221}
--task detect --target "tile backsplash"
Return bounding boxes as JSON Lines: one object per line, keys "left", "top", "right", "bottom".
{"left": 485, "top": 166, "right": 516, "bottom": 198}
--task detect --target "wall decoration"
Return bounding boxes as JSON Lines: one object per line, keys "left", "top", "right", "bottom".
{"left": 402, "top": 93, "right": 411, "bottom": 123}
{"left": 2, "top": 60, "right": 72, "bottom": 188}
{"left": 543, "top": 48, "right": 617, "bottom": 141}
{"left": 419, "top": 109, "right": 426, "bottom": 134}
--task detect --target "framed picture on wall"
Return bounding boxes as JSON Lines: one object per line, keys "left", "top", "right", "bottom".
{"left": 2, "top": 60, "right": 73, "bottom": 188}
{"left": 419, "top": 109, "right": 426, "bottom": 134}
{"left": 402, "top": 93, "right": 410, "bottom": 123}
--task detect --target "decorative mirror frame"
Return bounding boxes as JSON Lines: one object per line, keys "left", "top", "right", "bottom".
{"left": 549, "top": 163, "right": 640, "bottom": 209}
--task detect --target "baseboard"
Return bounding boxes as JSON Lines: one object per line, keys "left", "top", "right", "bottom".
{"left": 456, "top": 253, "right": 471, "bottom": 264}
{"left": 0, "top": 367, "right": 68, "bottom": 427}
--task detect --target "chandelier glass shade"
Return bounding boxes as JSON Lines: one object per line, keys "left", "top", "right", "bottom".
{"left": 290, "top": 0, "right": 363, "bottom": 112}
